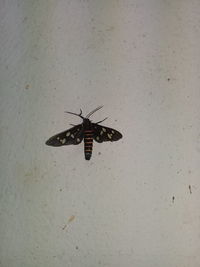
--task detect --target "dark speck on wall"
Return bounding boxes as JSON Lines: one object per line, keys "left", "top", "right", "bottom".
{"left": 22, "top": 16, "right": 28, "bottom": 23}
{"left": 189, "top": 185, "right": 192, "bottom": 194}
{"left": 62, "top": 225, "right": 67, "bottom": 230}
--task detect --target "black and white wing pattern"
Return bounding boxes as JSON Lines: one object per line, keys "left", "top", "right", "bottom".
{"left": 46, "top": 124, "right": 84, "bottom": 146}
{"left": 92, "top": 124, "right": 122, "bottom": 143}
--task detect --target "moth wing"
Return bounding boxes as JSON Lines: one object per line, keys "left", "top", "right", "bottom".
{"left": 92, "top": 124, "right": 122, "bottom": 143}
{"left": 46, "top": 124, "right": 83, "bottom": 146}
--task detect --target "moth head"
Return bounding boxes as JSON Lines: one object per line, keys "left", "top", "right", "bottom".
{"left": 83, "top": 118, "right": 91, "bottom": 126}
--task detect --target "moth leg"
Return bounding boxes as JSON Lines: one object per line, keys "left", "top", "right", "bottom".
{"left": 96, "top": 117, "right": 108, "bottom": 124}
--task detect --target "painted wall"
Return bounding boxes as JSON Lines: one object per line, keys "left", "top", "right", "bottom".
{"left": 0, "top": 1, "right": 200, "bottom": 266}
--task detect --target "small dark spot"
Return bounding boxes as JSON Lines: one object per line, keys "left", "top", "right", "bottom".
{"left": 172, "top": 196, "right": 175, "bottom": 203}
{"left": 189, "top": 185, "right": 192, "bottom": 194}
{"left": 76, "top": 246, "right": 79, "bottom": 250}
{"left": 98, "top": 152, "right": 101, "bottom": 155}
{"left": 25, "top": 84, "right": 30, "bottom": 89}
{"left": 62, "top": 224, "right": 67, "bottom": 230}
{"left": 167, "top": 78, "right": 170, "bottom": 81}
{"left": 22, "top": 16, "right": 28, "bottom": 23}
{"left": 59, "top": 188, "right": 62, "bottom": 192}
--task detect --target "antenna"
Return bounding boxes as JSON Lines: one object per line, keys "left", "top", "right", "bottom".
{"left": 65, "top": 109, "right": 84, "bottom": 119}
{"left": 86, "top": 106, "right": 103, "bottom": 118}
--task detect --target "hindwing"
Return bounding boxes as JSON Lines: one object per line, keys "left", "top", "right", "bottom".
{"left": 92, "top": 124, "right": 122, "bottom": 143}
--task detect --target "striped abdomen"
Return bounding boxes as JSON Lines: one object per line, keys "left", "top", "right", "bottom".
{"left": 84, "top": 130, "right": 93, "bottom": 160}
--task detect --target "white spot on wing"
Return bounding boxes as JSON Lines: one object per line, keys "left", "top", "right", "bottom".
{"left": 107, "top": 134, "right": 112, "bottom": 139}
{"left": 71, "top": 134, "right": 74, "bottom": 138}
{"left": 111, "top": 130, "right": 115, "bottom": 134}
{"left": 61, "top": 138, "right": 66, "bottom": 144}
{"left": 100, "top": 131, "right": 104, "bottom": 135}
{"left": 96, "top": 136, "right": 100, "bottom": 141}
{"left": 77, "top": 138, "right": 80, "bottom": 142}
{"left": 102, "top": 128, "right": 106, "bottom": 132}
{"left": 66, "top": 132, "right": 70, "bottom": 137}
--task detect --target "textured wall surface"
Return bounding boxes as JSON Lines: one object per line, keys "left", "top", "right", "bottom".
{"left": 0, "top": 1, "right": 200, "bottom": 266}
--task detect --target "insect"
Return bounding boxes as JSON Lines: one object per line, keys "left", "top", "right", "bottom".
{"left": 46, "top": 106, "right": 123, "bottom": 160}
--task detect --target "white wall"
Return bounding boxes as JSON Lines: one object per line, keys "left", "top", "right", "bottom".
{"left": 0, "top": 1, "right": 200, "bottom": 266}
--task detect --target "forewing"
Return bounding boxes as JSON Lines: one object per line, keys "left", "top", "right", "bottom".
{"left": 92, "top": 124, "right": 122, "bottom": 143}
{"left": 46, "top": 124, "right": 83, "bottom": 146}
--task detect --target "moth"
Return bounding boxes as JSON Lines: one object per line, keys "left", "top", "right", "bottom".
{"left": 46, "top": 106, "right": 122, "bottom": 160}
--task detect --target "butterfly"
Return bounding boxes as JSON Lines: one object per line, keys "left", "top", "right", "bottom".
{"left": 45, "top": 106, "right": 122, "bottom": 160}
